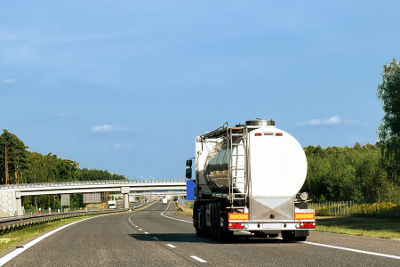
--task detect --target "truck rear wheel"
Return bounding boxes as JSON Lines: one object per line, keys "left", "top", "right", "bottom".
{"left": 200, "top": 204, "right": 210, "bottom": 237}
{"left": 210, "top": 203, "right": 221, "bottom": 241}
{"left": 281, "top": 231, "right": 295, "bottom": 242}
{"left": 294, "top": 236, "right": 307, "bottom": 241}
{"left": 210, "top": 202, "right": 233, "bottom": 242}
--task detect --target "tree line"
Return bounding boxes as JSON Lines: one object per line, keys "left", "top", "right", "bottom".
{"left": 0, "top": 130, "right": 127, "bottom": 210}
{"left": 0, "top": 129, "right": 127, "bottom": 185}
{"left": 302, "top": 142, "right": 399, "bottom": 202}
{"left": 303, "top": 59, "right": 400, "bottom": 203}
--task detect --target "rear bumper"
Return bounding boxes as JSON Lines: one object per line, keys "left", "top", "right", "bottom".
{"left": 228, "top": 220, "right": 316, "bottom": 231}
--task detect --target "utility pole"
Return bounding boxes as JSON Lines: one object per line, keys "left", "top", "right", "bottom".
{"left": 5, "top": 146, "right": 9, "bottom": 185}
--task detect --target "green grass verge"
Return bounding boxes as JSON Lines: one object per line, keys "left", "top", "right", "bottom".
{"left": 316, "top": 216, "right": 400, "bottom": 239}
{"left": 0, "top": 214, "right": 100, "bottom": 253}
{"left": 175, "top": 206, "right": 193, "bottom": 216}
{"left": 175, "top": 201, "right": 194, "bottom": 216}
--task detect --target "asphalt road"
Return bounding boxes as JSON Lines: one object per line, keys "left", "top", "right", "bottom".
{"left": 3, "top": 201, "right": 400, "bottom": 266}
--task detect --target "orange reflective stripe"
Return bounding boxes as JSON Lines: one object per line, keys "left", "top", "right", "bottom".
{"left": 228, "top": 213, "right": 249, "bottom": 221}
{"left": 295, "top": 213, "right": 315, "bottom": 220}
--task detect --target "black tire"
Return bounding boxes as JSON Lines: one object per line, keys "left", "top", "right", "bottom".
{"left": 193, "top": 202, "right": 201, "bottom": 237}
{"left": 294, "top": 236, "right": 307, "bottom": 241}
{"left": 281, "top": 231, "right": 295, "bottom": 242}
{"left": 222, "top": 230, "right": 234, "bottom": 241}
{"left": 210, "top": 203, "right": 220, "bottom": 241}
{"left": 200, "top": 205, "right": 210, "bottom": 237}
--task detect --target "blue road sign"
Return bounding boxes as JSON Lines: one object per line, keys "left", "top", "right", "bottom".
{"left": 186, "top": 180, "right": 195, "bottom": 201}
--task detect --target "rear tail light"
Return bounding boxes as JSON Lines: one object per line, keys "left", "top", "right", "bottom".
{"left": 275, "top": 133, "right": 283, "bottom": 136}
{"left": 299, "top": 222, "right": 316, "bottom": 229}
{"left": 228, "top": 223, "right": 245, "bottom": 229}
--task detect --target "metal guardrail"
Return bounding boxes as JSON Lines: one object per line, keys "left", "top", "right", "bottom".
{"left": 0, "top": 209, "right": 125, "bottom": 233}
{"left": 0, "top": 200, "right": 156, "bottom": 234}
{"left": 0, "top": 179, "right": 186, "bottom": 190}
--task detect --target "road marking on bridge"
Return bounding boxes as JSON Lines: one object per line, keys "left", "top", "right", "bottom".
{"left": 160, "top": 202, "right": 192, "bottom": 224}
{"left": 191, "top": 256, "right": 207, "bottom": 263}
{"left": 0, "top": 217, "right": 96, "bottom": 267}
{"left": 166, "top": 244, "right": 176, "bottom": 248}
{"left": 302, "top": 241, "right": 400, "bottom": 260}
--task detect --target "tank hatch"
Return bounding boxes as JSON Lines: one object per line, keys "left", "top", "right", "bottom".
{"left": 245, "top": 119, "right": 275, "bottom": 127}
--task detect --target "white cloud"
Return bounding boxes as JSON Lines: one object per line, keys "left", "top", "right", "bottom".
{"left": 324, "top": 115, "right": 341, "bottom": 125}
{"left": 4, "top": 79, "right": 16, "bottom": 84}
{"left": 298, "top": 115, "right": 342, "bottom": 126}
{"left": 92, "top": 124, "right": 114, "bottom": 132}
{"left": 308, "top": 119, "right": 322, "bottom": 126}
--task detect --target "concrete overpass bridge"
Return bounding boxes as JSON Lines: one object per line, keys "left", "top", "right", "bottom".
{"left": 0, "top": 179, "right": 186, "bottom": 216}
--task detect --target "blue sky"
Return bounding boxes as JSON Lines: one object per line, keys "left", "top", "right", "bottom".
{"left": 1, "top": 1, "right": 399, "bottom": 178}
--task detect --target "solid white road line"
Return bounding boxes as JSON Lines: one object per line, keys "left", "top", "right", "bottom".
{"left": 128, "top": 214, "right": 135, "bottom": 226}
{"left": 0, "top": 217, "right": 95, "bottom": 267}
{"left": 166, "top": 244, "right": 176, "bottom": 248}
{"left": 302, "top": 241, "right": 400, "bottom": 260}
{"left": 191, "top": 256, "right": 207, "bottom": 263}
{"left": 160, "top": 202, "right": 192, "bottom": 224}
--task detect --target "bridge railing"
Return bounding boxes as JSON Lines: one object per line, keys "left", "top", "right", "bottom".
{"left": 0, "top": 179, "right": 186, "bottom": 190}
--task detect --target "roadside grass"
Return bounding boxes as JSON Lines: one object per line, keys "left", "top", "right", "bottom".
{"left": 176, "top": 206, "right": 193, "bottom": 216}
{"left": 0, "top": 214, "right": 100, "bottom": 253}
{"left": 316, "top": 216, "right": 400, "bottom": 239}
{"left": 175, "top": 200, "right": 194, "bottom": 216}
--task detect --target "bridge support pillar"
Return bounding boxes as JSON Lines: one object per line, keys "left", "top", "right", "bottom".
{"left": 15, "top": 192, "right": 24, "bottom": 216}
{"left": 121, "top": 187, "right": 130, "bottom": 210}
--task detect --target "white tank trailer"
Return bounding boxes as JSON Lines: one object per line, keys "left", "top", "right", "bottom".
{"left": 185, "top": 119, "right": 315, "bottom": 242}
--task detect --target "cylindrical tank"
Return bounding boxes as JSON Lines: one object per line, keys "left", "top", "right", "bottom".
{"left": 203, "top": 121, "right": 307, "bottom": 197}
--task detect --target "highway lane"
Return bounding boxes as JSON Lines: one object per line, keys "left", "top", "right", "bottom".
{"left": 4, "top": 201, "right": 400, "bottom": 266}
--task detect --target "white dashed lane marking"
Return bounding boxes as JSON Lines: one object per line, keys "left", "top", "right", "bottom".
{"left": 191, "top": 256, "right": 207, "bottom": 263}
{"left": 132, "top": 202, "right": 208, "bottom": 264}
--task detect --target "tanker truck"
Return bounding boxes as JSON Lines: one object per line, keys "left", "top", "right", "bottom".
{"left": 185, "top": 119, "right": 315, "bottom": 242}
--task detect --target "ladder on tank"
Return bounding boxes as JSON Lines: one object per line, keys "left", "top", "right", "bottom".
{"left": 228, "top": 127, "right": 249, "bottom": 212}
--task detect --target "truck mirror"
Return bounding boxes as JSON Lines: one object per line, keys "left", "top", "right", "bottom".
{"left": 186, "top": 168, "right": 192, "bottom": 179}
{"left": 186, "top": 159, "right": 192, "bottom": 167}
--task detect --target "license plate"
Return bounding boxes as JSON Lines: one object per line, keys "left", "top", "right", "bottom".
{"left": 262, "top": 223, "right": 282, "bottom": 229}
